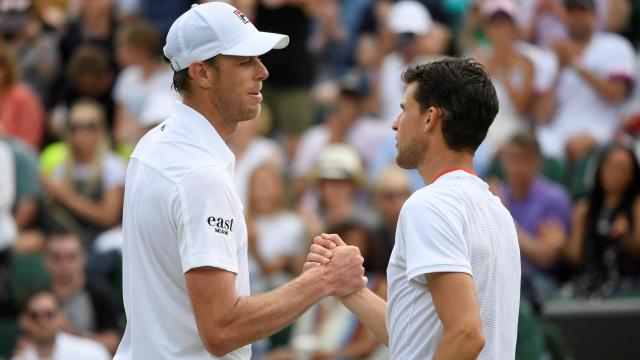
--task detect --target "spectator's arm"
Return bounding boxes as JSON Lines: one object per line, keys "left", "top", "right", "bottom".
{"left": 533, "top": 85, "right": 558, "bottom": 124}
{"left": 502, "top": 58, "right": 535, "bottom": 116}
{"left": 564, "top": 200, "right": 588, "bottom": 266}
{"left": 623, "top": 196, "right": 640, "bottom": 260}
{"left": 429, "top": 272, "right": 485, "bottom": 360}
{"left": 14, "top": 198, "right": 39, "bottom": 230}
{"left": 573, "top": 63, "right": 631, "bottom": 103}
{"left": 517, "top": 221, "right": 565, "bottom": 269}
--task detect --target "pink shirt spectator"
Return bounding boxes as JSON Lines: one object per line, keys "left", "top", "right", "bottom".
{"left": 0, "top": 84, "right": 45, "bottom": 150}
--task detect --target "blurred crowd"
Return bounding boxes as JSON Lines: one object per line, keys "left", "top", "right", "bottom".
{"left": 0, "top": 0, "right": 639, "bottom": 359}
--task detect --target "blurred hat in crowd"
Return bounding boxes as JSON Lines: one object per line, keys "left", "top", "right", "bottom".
{"left": 387, "top": 0, "right": 433, "bottom": 35}
{"left": 0, "top": 0, "right": 31, "bottom": 36}
{"left": 338, "top": 70, "right": 370, "bottom": 99}
{"left": 481, "top": 0, "right": 518, "bottom": 20}
{"left": 314, "top": 144, "right": 364, "bottom": 184}
{"left": 163, "top": 2, "right": 289, "bottom": 71}
{"left": 563, "top": 0, "right": 595, "bottom": 10}
{"left": 138, "top": 91, "right": 179, "bottom": 127}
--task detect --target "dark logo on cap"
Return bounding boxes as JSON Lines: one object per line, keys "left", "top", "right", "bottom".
{"left": 207, "top": 216, "right": 234, "bottom": 236}
{"left": 234, "top": 9, "right": 249, "bottom": 24}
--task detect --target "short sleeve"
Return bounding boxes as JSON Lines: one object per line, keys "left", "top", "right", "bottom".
{"left": 402, "top": 192, "right": 471, "bottom": 287}
{"left": 601, "top": 36, "right": 637, "bottom": 82}
{"left": 174, "top": 165, "right": 243, "bottom": 274}
{"left": 101, "top": 153, "right": 126, "bottom": 189}
{"left": 13, "top": 141, "right": 41, "bottom": 200}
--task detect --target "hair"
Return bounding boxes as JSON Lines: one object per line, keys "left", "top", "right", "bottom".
{"left": 506, "top": 132, "right": 541, "bottom": 157}
{"left": 63, "top": 98, "right": 111, "bottom": 194}
{"left": 166, "top": 56, "right": 217, "bottom": 95}
{"left": 116, "top": 19, "right": 162, "bottom": 57}
{"left": 247, "top": 163, "right": 287, "bottom": 217}
{"left": 401, "top": 57, "right": 499, "bottom": 153}
{"left": 66, "top": 45, "right": 111, "bottom": 84}
{"left": 328, "top": 220, "right": 387, "bottom": 273}
{"left": 20, "top": 288, "right": 59, "bottom": 315}
{"left": 586, "top": 143, "right": 640, "bottom": 233}
{"left": 0, "top": 44, "right": 20, "bottom": 88}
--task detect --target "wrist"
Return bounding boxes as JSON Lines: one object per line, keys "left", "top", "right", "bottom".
{"left": 302, "top": 266, "right": 334, "bottom": 298}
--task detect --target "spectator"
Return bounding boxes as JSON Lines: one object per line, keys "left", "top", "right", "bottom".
{"left": 63, "top": 45, "right": 116, "bottom": 130}
{"left": 293, "top": 71, "right": 386, "bottom": 184}
{"left": 498, "top": 133, "right": 572, "bottom": 301}
{"left": 478, "top": 0, "right": 535, "bottom": 161}
{"left": 40, "top": 99, "right": 125, "bottom": 252}
{"left": 372, "top": 164, "right": 412, "bottom": 267}
{"left": 563, "top": 143, "right": 640, "bottom": 298}
{"left": 535, "top": 0, "right": 636, "bottom": 163}
{"left": 308, "top": 0, "right": 351, "bottom": 84}
{"left": 254, "top": 0, "right": 314, "bottom": 159}
{"left": 246, "top": 164, "right": 306, "bottom": 293}
{"left": 43, "top": 233, "right": 121, "bottom": 353}
{"left": 112, "top": 19, "right": 174, "bottom": 148}
{"left": 228, "top": 107, "right": 285, "bottom": 206}
{"left": 12, "top": 289, "right": 110, "bottom": 360}
{"left": 0, "top": 44, "right": 46, "bottom": 150}
{"left": 519, "top": 0, "right": 569, "bottom": 48}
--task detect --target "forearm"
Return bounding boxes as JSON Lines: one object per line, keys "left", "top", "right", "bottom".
{"left": 14, "top": 198, "right": 39, "bottom": 229}
{"left": 503, "top": 80, "right": 531, "bottom": 115}
{"left": 58, "top": 191, "right": 121, "bottom": 227}
{"left": 212, "top": 269, "right": 327, "bottom": 354}
{"left": 518, "top": 230, "right": 559, "bottom": 268}
{"left": 340, "top": 287, "right": 388, "bottom": 345}
{"left": 533, "top": 89, "right": 557, "bottom": 123}
{"left": 434, "top": 328, "right": 485, "bottom": 360}
{"left": 575, "top": 65, "right": 628, "bottom": 103}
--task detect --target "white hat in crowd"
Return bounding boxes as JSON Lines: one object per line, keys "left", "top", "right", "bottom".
{"left": 387, "top": 0, "right": 433, "bottom": 35}
{"left": 163, "top": 2, "right": 289, "bottom": 71}
{"left": 314, "top": 144, "right": 364, "bottom": 184}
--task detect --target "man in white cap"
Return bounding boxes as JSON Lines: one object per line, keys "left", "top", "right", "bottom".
{"left": 114, "top": 3, "right": 367, "bottom": 359}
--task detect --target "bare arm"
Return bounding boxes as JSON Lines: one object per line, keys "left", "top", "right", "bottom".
{"left": 54, "top": 186, "right": 124, "bottom": 228}
{"left": 622, "top": 197, "right": 640, "bottom": 259}
{"left": 574, "top": 64, "right": 631, "bottom": 103}
{"left": 14, "top": 198, "right": 39, "bottom": 229}
{"left": 533, "top": 83, "right": 558, "bottom": 124}
{"left": 517, "top": 220, "right": 566, "bottom": 269}
{"left": 564, "top": 200, "right": 588, "bottom": 266}
{"left": 186, "top": 245, "right": 365, "bottom": 357}
{"left": 428, "top": 272, "right": 485, "bottom": 360}
{"left": 502, "top": 58, "right": 535, "bottom": 116}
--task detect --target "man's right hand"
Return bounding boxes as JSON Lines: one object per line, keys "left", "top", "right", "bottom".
{"left": 306, "top": 234, "right": 367, "bottom": 297}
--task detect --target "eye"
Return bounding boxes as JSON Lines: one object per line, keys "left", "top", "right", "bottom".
{"left": 240, "top": 57, "right": 252, "bottom": 65}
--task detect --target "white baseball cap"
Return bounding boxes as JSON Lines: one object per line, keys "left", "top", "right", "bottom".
{"left": 387, "top": 0, "right": 433, "bottom": 35}
{"left": 163, "top": 2, "right": 289, "bottom": 71}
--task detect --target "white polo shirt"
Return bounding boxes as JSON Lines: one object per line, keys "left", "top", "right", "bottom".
{"left": 114, "top": 102, "right": 251, "bottom": 360}
{"left": 387, "top": 170, "right": 521, "bottom": 359}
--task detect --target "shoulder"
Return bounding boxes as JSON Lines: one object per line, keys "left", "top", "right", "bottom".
{"left": 592, "top": 33, "right": 635, "bottom": 57}
{"left": 102, "top": 152, "right": 126, "bottom": 170}
{"left": 57, "top": 333, "right": 110, "bottom": 359}
{"left": 116, "top": 66, "right": 142, "bottom": 83}
{"left": 538, "top": 178, "right": 570, "bottom": 202}
{"left": 404, "top": 185, "right": 462, "bottom": 217}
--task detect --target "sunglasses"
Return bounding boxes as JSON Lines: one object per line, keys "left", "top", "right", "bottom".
{"left": 47, "top": 252, "right": 80, "bottom": 262}
{"left": 69, "top": 122, "right": 99, "bottom": 133}
{"left": 27, "top": 309, "right": 58, "bottom": 321}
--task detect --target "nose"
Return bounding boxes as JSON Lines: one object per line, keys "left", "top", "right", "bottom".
{"left": 391, "top": 115, "right": 399, "bottom": 132}
{"left": 255, "top": 58, "right": 269, "bottom": 81}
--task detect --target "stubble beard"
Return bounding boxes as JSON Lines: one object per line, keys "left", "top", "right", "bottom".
{"left": 396, "top": 137, "right": 425, "bottom": 170}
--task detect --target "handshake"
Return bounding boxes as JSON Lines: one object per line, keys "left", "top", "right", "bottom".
{"left": 303, "top": 233, "right": 368, "bottom": 297}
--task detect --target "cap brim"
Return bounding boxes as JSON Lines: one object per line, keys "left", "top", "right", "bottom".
{"left": 222, "top": 31, "right": 289, "bottom": 57}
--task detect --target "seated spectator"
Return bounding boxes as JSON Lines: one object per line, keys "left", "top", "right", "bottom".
{"left": 40, "top": 99, "right": 125, "bottom": 253}
{"left": 534, "top": 0, "right": 636, "bottom": 165}
{"left": 300, "top": 144, "right": 376, "bottom": 233}
{"left": 0, "top": 132, "right": 42, "bottom": 253}
{"left": 0, "top": 44, "right": 45, "bottom": 150}
{"left": 293, "top": 70, "right": 386, "bottom": 194}
{"left": 43, "top": 233, "right": 121, "bottom": 353}
{"left": 372, "top": 164, "right": 412, "bottom": 267}
{"left": 112, "top": 19, "right": 174, "bottom": 148}
{"left": 266, "top": 219, "right": 387, "bottom": 360}
{"left": 228, "top": 107, "right": 285, "bottom": 206}
{"left": 246, "top": 164, "right": 306, "bottom": 293}
{"left": 477, "top": 0, "right": 535, "bottom": 161}
{"left": 12, "top": 289, "right": 110, "bottom": 360}
{"left": 563, "top": 143, "right": 640, "bottom": 298}
{"left": 498, "top": 133, "right": 572, "bottom": 301}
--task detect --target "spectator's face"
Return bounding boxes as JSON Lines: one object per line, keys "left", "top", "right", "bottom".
{"left": 600, "top": 148, "right": 634, "bottom": 195}
{"left": 318, "top": 178, "right": 356, "bottom": 206}
{"left": 249, "top": 168, "right": 284, "bottom": 215}
{"left": 392, "top": 82, "right": 427, "bottom": 169}
{"left": 80, "top": 0, "right": 113, "bottom": 18}
{"left": 501, "top": 143, "right": 540, "bottom": 191}
{"left": 68, "top": 105, "right": 102, "bottom": 156}
{"left": 116, "top": 44, "right": 145, "bottom": 68}
{"left": 207, "top": 55, "right": 269, "bottom": 124}
{"left": 484, "top": 14, "right": 517, "bottom": 47}
{"left": 566, "top": 6, "right": 596, "bottom": 40}
{"left": 45, "top": 236, "right": 86, "bottom": 284}
{"left": 376, "top": 185, "right": 410, "bottom": 225}
{"left": 19, "top": 293, "right": 63, "bottom": 344}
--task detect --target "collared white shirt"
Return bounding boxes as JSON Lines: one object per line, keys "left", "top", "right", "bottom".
{"left": 13, "top": 332, "right": 110, "bottom": 360}
{"left": 115, "top": 101, "right": 251, "bottom": 360}
{"left": 387, "top": 170, "right": 520, "bottom": 359}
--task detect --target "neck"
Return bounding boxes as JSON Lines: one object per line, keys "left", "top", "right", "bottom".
{"left": 182, "top": 95, "right": 236, "bottom": 141}
{"left": 417, "top": 147, "right": 475, "bottom": 185}
{"left": 34, "top": 337, "right": 56, "bottom": 357}
{"left": 141, "top": 60, "right": 160, "bottom": 79}
{"left": 573, "top": 32, "right": 593, "bottom": 47}
{"left": 510, "top": 180, "right": 534, "bottom": 200}
{"left": 52, "top": 274, "right": 85, "bottom": 299}
{"left": 604, "top": 193, "right": 622, "bottom": 209}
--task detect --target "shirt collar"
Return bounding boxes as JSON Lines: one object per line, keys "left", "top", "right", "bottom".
{"left": 171, "top": 101, "right": 235, "bottom": 170}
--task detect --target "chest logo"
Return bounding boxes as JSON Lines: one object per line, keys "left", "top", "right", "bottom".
{"left": 207, "top": 216, "right": 234, "bottom": 235}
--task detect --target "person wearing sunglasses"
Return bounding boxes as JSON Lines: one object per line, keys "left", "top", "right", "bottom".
{"left": 13, "top": 289, "right": 110, "bottom": 360}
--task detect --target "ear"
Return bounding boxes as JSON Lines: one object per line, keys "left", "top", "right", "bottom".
{"left": 422, "top": 106, "right": 441, "bottom": 134}
{"left": 188, "top": 62, "right": 213, "bottom": 90}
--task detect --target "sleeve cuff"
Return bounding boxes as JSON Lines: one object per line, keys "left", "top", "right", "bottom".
{"left": 407, "top": 264, "right": 472, "bottom": 287}
{"left": 182, "top": 255, "right": 238, "bottom": 274}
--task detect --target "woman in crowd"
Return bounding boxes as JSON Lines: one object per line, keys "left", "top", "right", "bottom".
{"left": 564, "top": 143, "right": 640, "bottom": 298}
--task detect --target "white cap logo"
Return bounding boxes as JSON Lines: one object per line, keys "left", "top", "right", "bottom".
{"left": 234, "top": 9, "right": 249, "bottom": 24}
